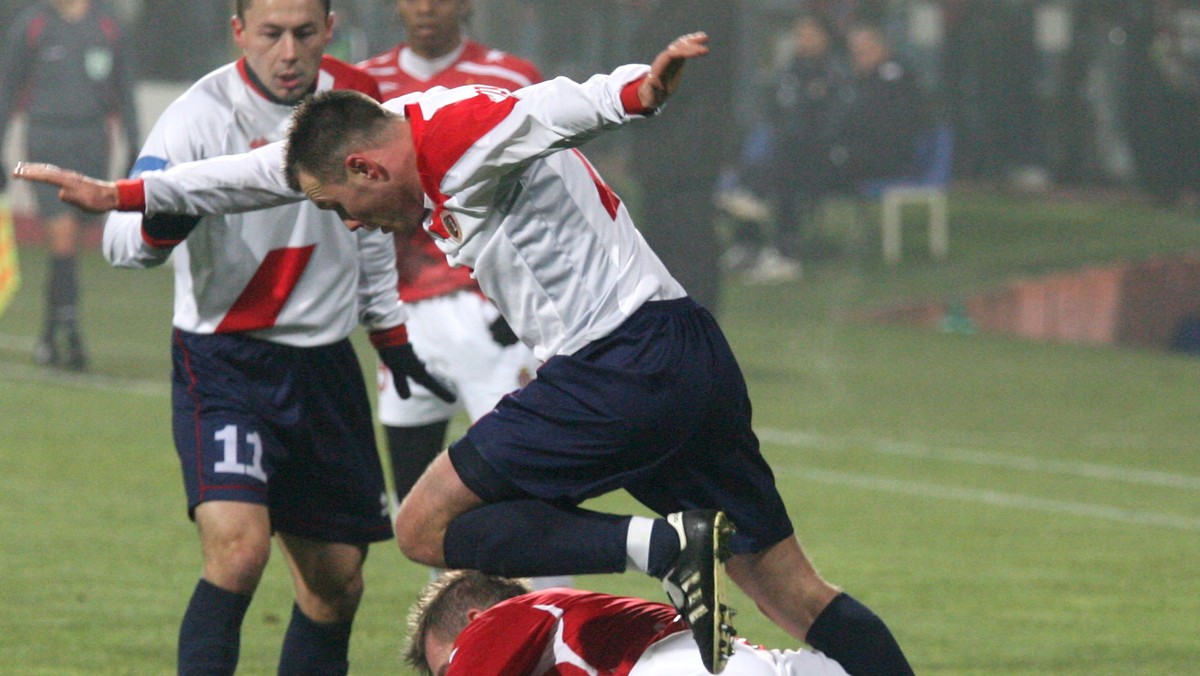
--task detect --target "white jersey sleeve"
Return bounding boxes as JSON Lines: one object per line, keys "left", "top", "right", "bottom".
{"left": 102, "top": 210, "right": 169, "bottom": 268}
{"left": 140, "top": 141, "right": 301, "bottom": 217}
{"left": 356, "top": 226, "right": 408, "bottom": 330}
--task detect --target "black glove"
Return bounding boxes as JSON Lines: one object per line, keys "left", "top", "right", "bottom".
{"left": 488, "top": 315, "right": 520, "bottom": 347}
{"left": 378, "top": 343, "right": 457, "bottom": 403}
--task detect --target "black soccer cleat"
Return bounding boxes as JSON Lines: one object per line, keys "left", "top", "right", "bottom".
{"left": 661, "top": 509, "right": 738, "bottom": 674}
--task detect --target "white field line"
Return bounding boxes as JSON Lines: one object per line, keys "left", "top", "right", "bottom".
{"left": 760, "top": 426, "right": 1200, "bottom": 532}
{"left": 780, "top": 466, "right": 1200, "bottom": 533}
{"left": 757, "top": 427, "right": 1200, "bottom": 492}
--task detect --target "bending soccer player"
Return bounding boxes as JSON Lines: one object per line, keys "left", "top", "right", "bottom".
{"left": 406, "top": 571, "right": 852, "bottom": 675}
{"left": 14, "top": 33, "right": 912, "bottom": 676}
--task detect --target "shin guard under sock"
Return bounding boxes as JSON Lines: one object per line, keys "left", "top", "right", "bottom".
{"left": 278, "top": 603, "right": 353, "bottom": 676}
{"left": 805, "top": 592, "right": 914, "bottom": 676}
{"left": 178, "top": 578, "right": 251, "bottom": 676}
{"left": 443, "top": 500, "right": 629, "bottom": 577}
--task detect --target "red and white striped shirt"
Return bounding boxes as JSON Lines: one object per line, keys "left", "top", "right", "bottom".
{"left": 358, "top": 38, "right": 542, "bottom": 303}
{"left": 104, "top": 56, "right": 406, "bottom": 347}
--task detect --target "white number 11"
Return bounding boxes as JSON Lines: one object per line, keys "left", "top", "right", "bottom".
{"left": 213, "top": 424, "right": 268, "bottom": 481}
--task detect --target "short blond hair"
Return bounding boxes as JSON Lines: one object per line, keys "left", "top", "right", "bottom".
{"left": 403, "top": 571, "right": 532, "bottom": 675}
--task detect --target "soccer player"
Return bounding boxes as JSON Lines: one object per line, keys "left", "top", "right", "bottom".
{"left": 14, "top": 33, "right": 912, "bottom": 676}
{"left": 405, "top": 571, "right": 850, "bottom": 676}
{"left": 0, "top": 0, "right": 139, "bottom": 370}
{"left": 83, "top": 0, "right": 448, "bottom": 673}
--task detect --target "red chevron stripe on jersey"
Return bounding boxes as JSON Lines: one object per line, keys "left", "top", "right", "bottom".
{"left": 406, "top": 90, "right": 518, "bottom": 240}
{"left": 571, "top": 149, "right": 621, "bottom": 220}
{"left": 216, "top": 245, "right": 316, "bottom": 333}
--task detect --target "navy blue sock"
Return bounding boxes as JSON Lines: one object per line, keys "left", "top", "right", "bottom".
{"left": 646, "top": 518, "right": 681, "bottom": 579}
{"left": 277, "top": 603, "right": 352, "bottom": 676}
{"left": 47, "top": 255, "right": 79, "bottom": 324}
{"left": 805, "top": 592, "right": 913, "bottom": 676}
{"left": 178, "top": 578, "right": 251, "bottom": 676}
{"left": 443, "top": 500, "right": 629, "bottom": 577}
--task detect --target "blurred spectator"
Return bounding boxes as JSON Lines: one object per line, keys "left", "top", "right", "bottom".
{"left": 942, "top": 0, "right": 1038, "bottom": 182}
{"left": 721, "top": 11, "right": 850, "bottom": 282}
{"left": 1127, "top": 1, "right": 1200, "bottom": 205}
{"left": 628, "top": 0, "right": 740, "bottom": 315}
{"left": 830, "top": 23, "right": 930, "bottom": 188}
{"left": 0, "top": 0, "right": 139, "bottom": 370}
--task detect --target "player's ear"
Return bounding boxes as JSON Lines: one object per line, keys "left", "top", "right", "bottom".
{"left": 231, "top": 16, "right": 247, "bottom": 49}
{"left": 323, "top": 10, "right": 336, "bottom": 42}
{"left": 465, "top": 608, "right": 485, "bottom": 622}
{"left": 346, "top": 154, "right": 384, "bottom": 180}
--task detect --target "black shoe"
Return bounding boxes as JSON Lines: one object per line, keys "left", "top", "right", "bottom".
{"left": 63, "top": 346, "right": 89, "bottom": 372}
{"left": 63, "top": 329, "right": 88, "bottom": 372}
{"left": 661, "top": 510, "right": 737, "bottom": 674}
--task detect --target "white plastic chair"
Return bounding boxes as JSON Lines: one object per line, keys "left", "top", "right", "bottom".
{"left": 859, "top": 125, "right": 954, "bottom": 264}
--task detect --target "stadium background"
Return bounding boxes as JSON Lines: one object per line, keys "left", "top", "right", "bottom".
{"left": 1, "top": 1, "right": 1199, "bottom": 674}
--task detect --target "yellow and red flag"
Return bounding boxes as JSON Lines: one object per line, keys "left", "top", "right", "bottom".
{"left": 0, "top": 196, "right": 21, "bottom": 319}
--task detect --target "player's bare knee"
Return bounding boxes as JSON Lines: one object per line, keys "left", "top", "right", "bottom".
{"left": 300, "top": 573, "right": 364, "bottom": 622}
{"left": 394, "top": 518, "right": 443, "bottom": 566}
{"left": 203, "top": 541, "right": 270, "bottom": 593}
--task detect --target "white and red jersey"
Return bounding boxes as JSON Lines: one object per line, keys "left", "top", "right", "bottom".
{"left": 443, "top": 589, "right": 851, "bottom": 676}
{"left": 393, "top": 66, "right": 686, "bottom": 360}
{"left": 360, "top": 38, "right": 540, "bottom": 101}
{"left": 103, "top": 55, "right": 405, "bottom": 347}
{"left": 446, "top": 588, "right": 686, "bottom": 675}
{"left": 136, "top": 62, "right": 685, "bottom": 360}
{"left": 359, "top": 38, "right": 542, "bottom": 304}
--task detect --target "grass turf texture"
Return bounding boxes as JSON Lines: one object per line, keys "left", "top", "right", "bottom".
{"left": 1, "top": 188, "right": 1198, "bottom": 674}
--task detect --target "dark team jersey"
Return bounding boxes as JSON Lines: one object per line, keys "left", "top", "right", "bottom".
{"left": 0, "top": 1, "right": 138, "bottom": 143}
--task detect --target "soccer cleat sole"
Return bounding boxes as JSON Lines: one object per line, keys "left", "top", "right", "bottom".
{"left": 709, "top": 511, "right": 737, "bottom": 673}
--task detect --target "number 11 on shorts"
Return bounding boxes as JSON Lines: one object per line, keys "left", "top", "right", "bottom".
{"left": 213, "top": 424, "right": 267, "bottom": 481}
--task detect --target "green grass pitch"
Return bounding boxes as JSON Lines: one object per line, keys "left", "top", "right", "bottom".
{"left": 1, "top": 189, "right": 1198, "bottom": 674}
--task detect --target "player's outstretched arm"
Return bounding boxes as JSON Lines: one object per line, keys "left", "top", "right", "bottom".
{"left": 638, "top": 32, "right": 710, "bottom": 110}
{"left": 12, "top": 162, "right": 120, "bottom": 214}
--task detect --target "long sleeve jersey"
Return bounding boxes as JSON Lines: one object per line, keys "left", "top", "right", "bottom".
{"left": 133, "top": 62, "right": 684, "bottom": 360}
{"left": 104, "top": 55, "right": 405, "bottom": 347}
{"left": 0, "top": 1, "right": 139, "bottom": 145}
{"left": 358, "top": 38, "right": 542, "bottom": 304}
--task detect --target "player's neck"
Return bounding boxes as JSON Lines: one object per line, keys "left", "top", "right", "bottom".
{"left": 409, "top": 35, "right": 466, "bottom": 62}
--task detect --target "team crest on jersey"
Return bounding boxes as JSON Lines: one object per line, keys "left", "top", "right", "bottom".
{"left": 441, "top": 213, "right": 462, "bottom": 241}
{"left": 85, "top": 48, "right": 113, "bottom": 81}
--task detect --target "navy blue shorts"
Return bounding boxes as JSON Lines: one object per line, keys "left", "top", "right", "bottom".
{"left": 451, "top": 298, "right": 793, "bottom": 554}
{"left": 171, "top": 330, "right": 391, "bottom": 544}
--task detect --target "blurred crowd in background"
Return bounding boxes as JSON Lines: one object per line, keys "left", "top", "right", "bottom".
{"left": 5, "top": 0, "right": 1200, "bottom": 202}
